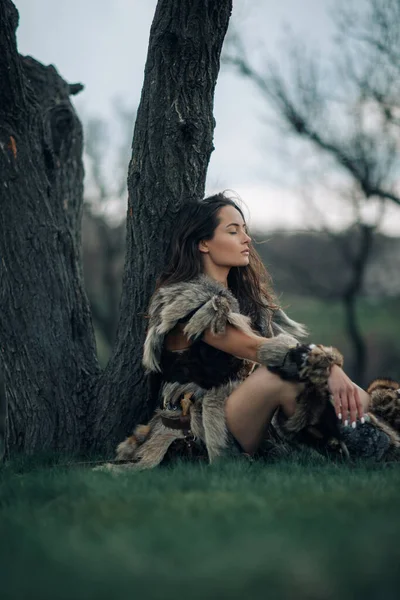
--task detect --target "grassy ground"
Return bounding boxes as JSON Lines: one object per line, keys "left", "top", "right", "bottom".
{"left": 1, "top": 454, "right": 400, "bottom": 600}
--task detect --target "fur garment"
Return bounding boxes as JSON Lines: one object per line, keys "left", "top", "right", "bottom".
{"left": 115, "top": 274, "right": 307, "bottom": 470}
{"left": 142, "top": 274, "right": 307, "bottom": 373}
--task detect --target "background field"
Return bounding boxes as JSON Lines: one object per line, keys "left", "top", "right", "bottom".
{"left": 277, "top": 295, "right": 400, "bottom": 384}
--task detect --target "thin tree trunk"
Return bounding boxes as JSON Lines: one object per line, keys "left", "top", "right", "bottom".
{"left": 0, "top": 1, "right": 99, "bottom": 453}
{"left": 343, "top": 295, "right": 367, "bottom": 385}
{"left": 89, "top": 0, "right": 233, "bottom": 453}
{"left": 342, "top": 225, "right": 374, "bottom": 385}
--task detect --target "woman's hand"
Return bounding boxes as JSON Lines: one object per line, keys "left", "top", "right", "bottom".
{"left": 328, "top": 364, "right": 364, "bottom": 427}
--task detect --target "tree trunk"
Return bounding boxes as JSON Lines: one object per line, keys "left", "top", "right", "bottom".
{"left": 89, "top": 0, "right": 233, "bottom": 453}
{"left": 343, "top": 295, "right": 367, "bottom": 385}
{"left": 0, "top": 363, "right": 6, "bottom": 460}
{"left": 342, "top": 225, "right": 374, "bottom": 385}
{"left": 0, "top": 0, "right": 99, "bottom": 454}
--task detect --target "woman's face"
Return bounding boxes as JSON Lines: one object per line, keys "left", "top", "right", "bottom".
{"left": 198, "top": 205, "right": 252, "bottom": 267}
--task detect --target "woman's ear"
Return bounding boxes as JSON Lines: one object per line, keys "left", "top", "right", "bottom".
{"left": 198, "top": 240, "right": 209, "bottom": 254}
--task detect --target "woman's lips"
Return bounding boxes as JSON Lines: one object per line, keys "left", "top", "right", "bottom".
{"left": 241, "top": 250, "right": 249, "bottom": 254}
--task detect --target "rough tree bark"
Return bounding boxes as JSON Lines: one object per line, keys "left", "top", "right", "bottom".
{"left": 0, "top": 0, "right": 100, "bottom": 454}
{"left": 0, "top": 0, "right": 232, "bottom": 456}
{"left": 0, "top": 365, "right": 5, "bottom": 460}
{"left": 89, "top": 0, "right": 233, "bottom": 453}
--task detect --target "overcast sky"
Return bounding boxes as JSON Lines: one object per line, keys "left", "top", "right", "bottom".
{"left": 13, "top": 0, "right": 400, "bottom": 234}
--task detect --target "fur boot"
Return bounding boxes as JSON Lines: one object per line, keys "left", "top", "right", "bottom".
{"left": 269, "top": 347, "right": 400, "bottom": 461}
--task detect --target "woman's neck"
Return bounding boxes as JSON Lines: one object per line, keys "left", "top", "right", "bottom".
{"left": 201, "top": 262, "right": 230, "bottom": 288}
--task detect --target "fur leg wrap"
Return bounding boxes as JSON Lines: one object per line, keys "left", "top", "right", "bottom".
{"left": 298, "top": 344, "right": 344, "bottom": 386}
{"left": 256, "top": 334, "right": 301, "bottom": 379}
{"left": 367, "top": 378, "right": 400, "bottom": 434}
{"left": 272, "top": 372, "right": 400, "bottom": 462}
{"left": 339, "top": 413, "right": 400, "bottom": 461}
{"left": 272, "top": 386, "right": 346, "bottom": 459}
{"left": 263, "top": 344, "right": 346, "bottom": 457}
{"left": 257, "top": 340, "right": 344, "bottom": 384}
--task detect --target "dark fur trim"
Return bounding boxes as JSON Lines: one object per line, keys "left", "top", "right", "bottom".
{"left": 299, "top": 344, "right": 344, "bottom": 388}
{"left": 256, "top": 335, "right": 299, "bottom": 370}
{"left": 269, "top": 344, "right": 346, "bottom": 458}
{"left": 258, "top": 343, "right": 343, "bottom": 384}
{"left": 273, "top": 384, "right": 346, "bottom": 458}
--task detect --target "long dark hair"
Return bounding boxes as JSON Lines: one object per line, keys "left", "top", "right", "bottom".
{"left": 151, "top": 192, "right": 278, "bottom": 330}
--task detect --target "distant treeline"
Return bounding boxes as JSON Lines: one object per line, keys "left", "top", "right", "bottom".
{"left": 252, "top": 230, "right": 400, "bottom": 299}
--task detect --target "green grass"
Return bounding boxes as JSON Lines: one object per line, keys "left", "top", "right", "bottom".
{"left": 1, "top": 455, "right": 400, "bottom": 600}
{"left": 278, "top": 295, "right": 400, "bottom": 383}
{"left": 282, "top": 295, "right": 400, "bottom": 343}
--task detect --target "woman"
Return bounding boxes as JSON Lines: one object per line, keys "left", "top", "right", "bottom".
{"left": 115, "top": 192, "right": 400, "bottom": 469}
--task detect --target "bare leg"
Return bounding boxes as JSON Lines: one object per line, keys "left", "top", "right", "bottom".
{"left": 224, "top": 367, "right": 372, "bottom": 456}
{"left": 355, "top": 383, "right": 371, "bottom": 412}
{"left": 224, "top": 366, "right": 304, "bottom": 455}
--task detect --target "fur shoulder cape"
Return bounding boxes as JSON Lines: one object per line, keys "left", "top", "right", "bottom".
{"left": 143, "top": 273, "right": 307, "bottom": 373}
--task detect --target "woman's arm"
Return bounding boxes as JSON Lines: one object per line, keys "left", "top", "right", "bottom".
{"left": 202, "top": 323, "right": 268, "bottom": 362}
{"left": 203, "top": 324, "right": 365, "bottom": 422}
{"left": 172, "top": 320, "right": 295, "bottom": 364}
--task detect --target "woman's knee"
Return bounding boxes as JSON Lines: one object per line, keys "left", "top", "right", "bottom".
{"left": 255, "top": 366, "right": 303, "bottom": 402}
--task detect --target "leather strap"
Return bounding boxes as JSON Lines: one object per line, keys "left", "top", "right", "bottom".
{"left": 161, "top": 415, "right": 191, "bottom": 431}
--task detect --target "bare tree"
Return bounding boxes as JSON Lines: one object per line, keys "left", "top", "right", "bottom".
{"left": 336, "top": 0, "right": 400, "bottom": 130}
{"left": 224, "top": 26, "right": 400, "bottom": 204}
{"left": 223, "top": 0, "right": 400, "bottom": 384}
{"left": 0, "top": 0, "right": 232, "bottom": 456}
{"left": 261, "top": 219, "right": 376, "bottom": 384}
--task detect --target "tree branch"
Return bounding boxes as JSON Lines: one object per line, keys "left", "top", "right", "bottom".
{"left": 225, "top": 43, "right": 400, "bottom": 207}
